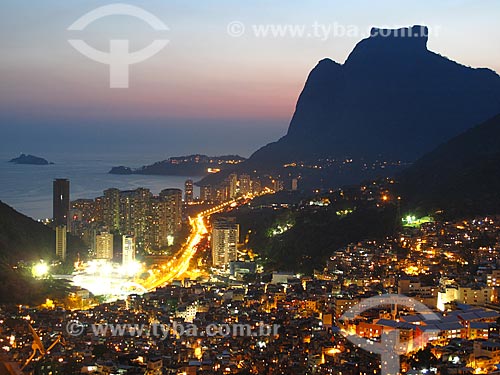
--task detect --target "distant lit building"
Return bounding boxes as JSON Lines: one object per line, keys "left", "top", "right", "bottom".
{"left": 291, "top": 178, "right": 298, "bottom": 191}
{"left": 122, "top": 235, "right": 136, "bottom": 265}
{"left": 272, "top": 179, "right": 284, "bottom": 192}
{"left": 34, "top": 358, "right": 63, "bottom": 375}
{"left": 229, "top": 261, "right": 256, "bottom": 277}
{"left": 120, "top": 189, "right": 138, "bottom": 235}
{"left": 150, "top": 189, "right": 183, "bottom": 250}
{"left": 333, "top": 297, "right": 361, "bottom": 318}
{"left": 103, "top": 188, "right": 120, "bottom": 232}
{"left": 150, "top": 197, "right": 164, "bottom": 250}
{"left": 95, "top": 232, "right": 113, "bottom": 260}
{"left": 101, "top": 187, "right": 184, "bottom": 252}
{"left": 458, "top": 285, "right": 493, "bottom": 305}
{"left": 239, "top": 174, "right": 251, "bottom": 195}
{"left": 212, "top": 186, "right": 222, "bottom": 203}
{"left": 145, "top": 358, "right": 163, "bottom": 375}
{"left": 53, "top": 178, "right": 69, "bottom": 227}
{"left": 68, "top": 208, "right": 82, "bottom": 236}
{"left": 184, "top": 179, "right": 194, "bottom": 203}
{"left": 176, "top": 302, "right": 198, "bottom": 323}
{"left": 55, "top": 225, "right": 67, "bottom": 261}
{"left": 487, "top": 269, "right": 500, "bottom": 287}
{"left": 120, "top": 188, "right": 152, "bottom": 251}
{"left": 70, "top": 198, "right": 103, "bottom": 244}
{"left": 71, "top": 198, "right": 97, "bottom": 221}
{"left": 437, "top": 285, "right": 493, "bottom": 310}
{"left": 159, "top": 188, "right": 183, "bottom": 235}
{"left": 211, "top": 217, "right": 239, "bottom": 267}
{"left": 270, "top": 271, "right": 296, "bottom": 285}
{"left": 93, "top": 195, "right": 103, "bottom": 218}
{"left": 228, "top": 173, "right": 238, "bottom": 198}
{"left": 133, "top": 188, "right": 153, "bottom": 250}
{"left": 252, "top": 179, "right": 262, "bottom": 194}
{"left": 200, "top": 185, "right": 213, "bottom": 203}
{"left": 219, "top": 182, "right": 231, "bottom": 202}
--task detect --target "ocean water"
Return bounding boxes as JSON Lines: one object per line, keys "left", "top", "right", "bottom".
{"left": 0, "top": 151, "right": 199, "bottom": 220}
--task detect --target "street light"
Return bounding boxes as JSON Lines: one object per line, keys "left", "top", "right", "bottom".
{"left": 32, "top": 261, "right": 49, "bottom": 278}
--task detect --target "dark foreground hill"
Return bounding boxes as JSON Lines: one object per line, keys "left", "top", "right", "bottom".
{"left": 398, "top": 114, "right": 500, "bottom": 217}
{"left": 0, "top": 201, "right": 54, "bottom": 261}
{"left": 0, "top": 202, "right": 85, "bottom": 304}
{"left": 0, "top": 201, "right": 82, "bottom": 263}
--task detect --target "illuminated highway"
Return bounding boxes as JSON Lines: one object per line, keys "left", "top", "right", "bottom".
{"left": 142, "top": 199, "right": 243, "bottom": 291}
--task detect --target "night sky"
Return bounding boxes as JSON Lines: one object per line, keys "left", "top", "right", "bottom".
{"left": 1, "top": 0, "right": 499, "bottom": 157}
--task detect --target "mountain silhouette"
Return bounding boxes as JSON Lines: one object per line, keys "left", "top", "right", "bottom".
{"left": 398, "top": 113, "right": 500, "bottom": 216}
{"left": 247, "top": 25, "right": 500, "bottom": 167}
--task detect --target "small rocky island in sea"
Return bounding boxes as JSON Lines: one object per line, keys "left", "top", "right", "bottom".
{"left": 8, "top": 154, "right": 53, "bottom": 165}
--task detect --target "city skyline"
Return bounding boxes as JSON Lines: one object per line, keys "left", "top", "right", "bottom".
{"left": 1, "top": 3, "right": 500, "bottom": 374}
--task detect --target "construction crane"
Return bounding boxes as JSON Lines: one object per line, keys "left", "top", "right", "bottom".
{"left": 0, "top": 323, "right": 66, "bottom": 374}
{"left": 20, "top": 324, "right": 66, "bottom": 371}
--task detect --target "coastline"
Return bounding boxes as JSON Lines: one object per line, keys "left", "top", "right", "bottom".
{"left": 0, "top": 152, "right": 198, "bottom": 220}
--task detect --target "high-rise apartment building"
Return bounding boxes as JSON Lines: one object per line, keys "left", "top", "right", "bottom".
{"left": 228, "top": 173, "right": 238, "bottom": 199}
{"left": 68, "top": 208, "right": 82, "bottom": 236}
{"left": 55, "top": 225, "right": 67, "bottom": 261}
{"left": 122, "top": 235, "right": 136, "bottom": 265}
{"left": 184, "top": 179, "right": 194, "bottom": 203}
{"left": 78, "top": 187, "right": 185, "bottom": 253}
{"left": 150, "top": 197, "right": 164, "bottom": 250}
{"left": 93, "top": 196, "right": 104, "bottom": 223}
{"left": 211, "top": 217, "right": 239, "bottom": 267}
{"left": 252, "top": 179, "right": 262, "bottom": 195}
{"left": 95, "top": 232, "right": 114, "bottom": 260}
{"left": 151, "top": 196, "right": 173, "bottom": 250}
{"left": 150, "top": 190, "right": 182, "bottom": 250}
{"left": 273, "top": 179, "right": 284, "bottom": 192}
{"left": 239, "top": 174, "right": 251, "bottom": 195}
{"left": 159, "top": 189, "right": 183, "bottom": 235}
{"left": 133, "top": 188, "right": 152, "bottom": 250}
{"left": 53, "top": 179, "right": 70, "bottom": 227}
{"left": 103, "top": 188, "right": 121, "bottom": 232}
{"left": 120, "top": 188, "right": 152, "bottom": 251}
{"left": 200, "top": 185, "right": 213, "bottom": 203}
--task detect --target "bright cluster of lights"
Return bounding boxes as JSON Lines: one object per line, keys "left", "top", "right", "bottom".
{"left": 84, "top": 259, "right": 143, "bottom": 276}
{"left": 120, "top": 261, "right": 142, "bottom": 277}
{"left": 32, "top": 261, "right": 49, "bottom": 278}
{"left": 404, "top": 215, "right": 417, "bottom": 224}
{"left": 402, "top": 215, "right": 434, "bottom": 228}
{"left": 269, "top": 223, "right": 293, "bottom": 237}
{"left": 72, "top": 260, "right": 146, "bottom": 298}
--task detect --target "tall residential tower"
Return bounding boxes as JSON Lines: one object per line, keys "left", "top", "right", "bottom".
{"left": 211, "top": 217, "right": 239, "bottom": 267}
{"left": 122, "top": 235, "right": 136, "bottom": 265}
{"left": 53, "top": 179, "right": 70, "bottom": 227}
{"left": 184, "top": 179, "right": 194, "bottom": 203}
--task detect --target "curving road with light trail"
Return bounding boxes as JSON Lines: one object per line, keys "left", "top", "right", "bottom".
{"left": 142, "top": 199, "right": 243, "bottom": 291}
